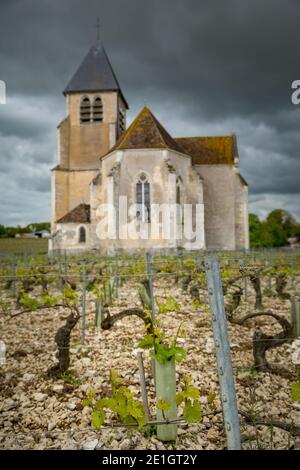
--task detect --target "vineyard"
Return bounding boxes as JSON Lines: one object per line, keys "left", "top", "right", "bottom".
{"left": 0, "top": 249, "right": 300, "bottom": 450}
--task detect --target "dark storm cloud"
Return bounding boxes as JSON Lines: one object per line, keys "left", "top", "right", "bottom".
{"left": 0, "top": 0, "right": 299, "bottom": 224}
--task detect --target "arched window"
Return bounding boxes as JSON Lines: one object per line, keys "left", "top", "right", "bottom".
{"left": 93, "top": 97, "right": 103, "bottom": 122}
{"left": 136, "top": 173, "right": 150, "bottom": 222}
{"left": 119, "top": 108, "right": 126, "bottom": 133}
{"left": 176, "top": 184, "right": 181, "bottom": 205}
{"left": 176, "top": 177, "right": 183, "bottom": 205}
{"left": 176, "top": 177, "right": 183, "bottom": 229}
{"left": 79, "top": 226, "right": 86, "bottom": 243}
{"left": 80, "top": 97, "right": 91, "bottom": 123}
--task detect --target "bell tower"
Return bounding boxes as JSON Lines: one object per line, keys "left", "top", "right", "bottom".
{"left": 51, "top": 39, "right": 128, "bottom": 226}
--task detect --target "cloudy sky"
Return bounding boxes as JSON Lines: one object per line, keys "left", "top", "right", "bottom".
{"left": 0, "top": 0, "right": 300, "bottom": 226}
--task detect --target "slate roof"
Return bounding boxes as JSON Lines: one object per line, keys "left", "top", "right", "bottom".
{"left": 64, "top": 40, "right": 128, "bottom": 108}
{"left": 57, "top": 204, "right": 91, "bottom": 224}
{"left": 103, "top": 107, "right": 185, "bottom": 155}
{"left": 175, "top": 136, "right": 235, "bottom": 165}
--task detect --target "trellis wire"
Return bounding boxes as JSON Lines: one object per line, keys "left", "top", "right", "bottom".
{"left": 1, "top": 250, "right": 300, "bottom": 449}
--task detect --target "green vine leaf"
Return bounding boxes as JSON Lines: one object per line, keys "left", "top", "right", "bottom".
{"left": 176, "top": 392, "right": 185, "bottom": 406}
{"left": 207, "top": 390, "right": 217, "bottom": 410}
{"left": 82, "top": 388, "right": 96, "bottom": 407}
{"left": 138, "top": 334, "right": 154, "bottom": 350}
{"left": 291, "top": 382, "right": 300, "bottom": 403}
{"left": 157, "top": 296, "right": 180, "bottom": 314}
{"left": 92, "top": 409, "right": 105, "bottom": 428}
{"left": 19, "top": 293, "right": 39, "bottom": 310}
{"left": 185, "top": 386, "right": 200, "bottom": 400}
{"left": 86, "top": 369, "right": 147, "bottom": 430}
{"left": 172, "top": 346, "right": 187, "bottom": 363}
{"left": 157, "top": 399, "right": 171, "bottom": 412}
{"left": 192, "top": 298, "right": 201, "bottom": 309}
{"left": 183, "top": 399, "right": 202, "bottom": 424}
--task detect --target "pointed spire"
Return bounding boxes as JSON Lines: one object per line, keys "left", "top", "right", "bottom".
{"left": 64, "top": 40, "right": 128, "bottom": 108}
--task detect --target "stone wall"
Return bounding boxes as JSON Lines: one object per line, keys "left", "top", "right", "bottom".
{"left": 234, "top": 171, "right": 249, "bottom": 249}
{"left": 66, "top": 91, "right": 120, "bottom": 168}
{"left": 194, "top": 164, "right": 249, "bottom": 250}
{"left": 89, "top": 148, "right": 205, "bottom": 253}
{"left": 195, "top": 164, "right": 237, "bottom": 250}
{"left": 52, "top": 90, "right": 123, "bottom": 232}
{"left": 51, "top": 168, "right": 98, "bottom": 230}
{"left": 52, "top": 223, "right": 91, "bottom": 252}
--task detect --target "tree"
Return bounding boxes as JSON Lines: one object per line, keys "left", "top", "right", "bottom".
{"left": 249, "top": 209, "right": 299, "bottom": 248}
{"left": 0, "top": 225, "right": 6, "bottom": 237}
{"left": 266, "top": 209, "right": 296, "bottom": 239}
{"left": 249, "top": 214, "right": 262, "bottom": 248}
{"left": 5, "top": 226, "right": 19, "bottom": 238}
{"left": 27, "top": 222, "right": 50, "bottom": 232}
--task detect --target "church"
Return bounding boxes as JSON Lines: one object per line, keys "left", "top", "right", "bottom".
{"left": 49, "top": 40, "right": 249, "bottom": 254}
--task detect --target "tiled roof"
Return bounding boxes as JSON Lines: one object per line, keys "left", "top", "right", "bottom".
{"left": 64, "top": 40, "right": 128, "bottom": 109}
{"left": 103, "top": 107, "right": 185, "bottom": 156}
{"left": 101, "top": 105, "right": 238, "bottom": 165}
{"left": 175, "top": 136, "right": 235, "bottom": 164}
{"left": 57, "top": 204, "right": 90, "bottom": 224}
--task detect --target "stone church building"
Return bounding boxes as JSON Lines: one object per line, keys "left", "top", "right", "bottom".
{"left": 50, "top": 40, "right": 249, "bottom": 254}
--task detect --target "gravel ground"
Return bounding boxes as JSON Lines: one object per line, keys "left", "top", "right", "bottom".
{"left": 0, "top": 272, "right": 299, "bottom": 450}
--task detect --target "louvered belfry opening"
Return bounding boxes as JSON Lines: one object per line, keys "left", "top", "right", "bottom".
{"left": 93, "top": 97, "right": 103, "bottom": 122}
{"left": 80, "top": 97, "right": 91, "bottom": 123}
{"left": 119, "top": 108, "right": 126, "bottom": 132}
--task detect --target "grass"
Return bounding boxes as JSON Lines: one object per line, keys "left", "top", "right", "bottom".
{"left": 0, "top": 238, "right": 48, "bottom": 256}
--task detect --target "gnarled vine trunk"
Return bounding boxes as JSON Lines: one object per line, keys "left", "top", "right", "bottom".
{"left": 238, "top": 311, "right": 293, "bottom": 378}
{"left": 101, "top": 307, "right": 154, "bottom": 334}
{"left": 275, "top": 273, "right": 288, "bottom": 298}
{"left": 249, "top": 274, "right": 263, "bottom": 309}
{"left": 47, "top": 312, "right": 79, "bottom": 377}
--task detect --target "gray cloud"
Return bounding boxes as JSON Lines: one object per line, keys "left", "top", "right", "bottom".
{"left": 0, "top": 0, "right": 299, "bottom": 225}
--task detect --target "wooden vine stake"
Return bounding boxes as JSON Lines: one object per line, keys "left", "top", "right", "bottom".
{"left": 136, "top": 351, "right": 150, "bottom": 420}
{"left": 155, "top": 357, "right": 177, "bottom": 442}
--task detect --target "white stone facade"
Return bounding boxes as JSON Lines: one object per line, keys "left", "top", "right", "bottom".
{"left": 50, "top": 41, "right": 249, "bottom": 254}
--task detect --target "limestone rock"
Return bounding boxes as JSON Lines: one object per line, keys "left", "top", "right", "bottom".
{"left": 33, "top": 393, "right": 47, "bottom": 402}
{"left": 4, "top": 399, "right": 17, "bottom": 411}
{"left": 82, "top": 439, "right": 99, "bottom": 450}
{"left": 205, "top": 337, "right": 215, "bottom": 354}
{"left": 119, "top": 438, "right": 131, "bottom": 450}
{"left": 66, "top": 402, "right": 77, "bottom": 411}
{"left": 22, "top": 373, "right": 35, "bottom": 383}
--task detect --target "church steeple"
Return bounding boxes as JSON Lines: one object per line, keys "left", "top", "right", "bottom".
{"left": 52, "top": 39, "right": 129, "bottom": 225}
{"left": 64, "top": 40, "right": 128, "bottom": 109}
